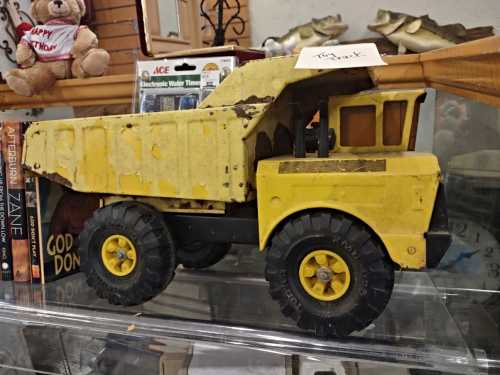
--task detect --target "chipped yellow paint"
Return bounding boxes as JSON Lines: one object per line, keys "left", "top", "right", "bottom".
{"left": 202, "top": 123, "right": 213, "bottom": 137}
{"left": 24, "top": 104, "right": 269, "bottom": 203}
{"left": 151, "top": 144, "right": 162, "bottom": 160}
{"left": 159, "top": 180, "right": 177, "bottom": 196}
{"left": 84, "top": 126, "right": 109, "bottom": 192}
{"left": 199, "top": 55, "right": 329, "bottom": 108}
{"left": 192, "top": 184, "right": 209, "bottom": 199}
{"left": 121, "top": 127, "right": 142, "bottom": 161}
{"left": 256, "top": 152, "right": 441, "bottom": 269}
{"left": 55, "top": 129, "right": 75, "bottom": 171}
{"left": 119, "top": 174, "right": 144, "bottom": 194}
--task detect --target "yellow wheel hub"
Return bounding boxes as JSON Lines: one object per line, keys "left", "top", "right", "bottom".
{"left": 299, "top": 249, "right": 351, "bottom": 301}
{"left": 101, "top": 235, "right": 137, "bottom": 277}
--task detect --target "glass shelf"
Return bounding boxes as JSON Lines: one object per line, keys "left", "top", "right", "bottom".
{"left": 0, "top": 245, "right": 498, "bottom": 374}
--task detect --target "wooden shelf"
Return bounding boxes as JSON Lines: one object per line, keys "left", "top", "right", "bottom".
{"left": 0, "top": 74, "right": 135, "bottom": 109}
{"left": 372, "top": 36, "right": 500, "bottom": 108}
{"left": 1, "top": 37, "right": 499, "bottom": 111}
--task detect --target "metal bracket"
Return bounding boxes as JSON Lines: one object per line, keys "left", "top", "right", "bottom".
{"left": 200, "top": 0, "right": 246, "bottom": 46}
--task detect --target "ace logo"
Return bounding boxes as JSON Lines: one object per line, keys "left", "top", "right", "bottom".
{"left": 153, "top": 65, "right": 170, "bottom": 75}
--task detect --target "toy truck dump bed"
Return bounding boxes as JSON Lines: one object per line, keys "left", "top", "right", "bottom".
{"left": 23, "top": 104, "right": 270, "bottom": 203}
{"left": 23, "top": 55, "right": 376, "bottom": 203}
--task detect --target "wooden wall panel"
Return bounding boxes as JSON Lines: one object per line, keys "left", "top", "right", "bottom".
{"left": 94, "top": 21, "right": 138, "bottom": 38}
{"left": 99, "top": 35, "right": 141, "bottom": 52}
{"left": 108, "top": 64, "right": 136, "bottom": 75}
{"left": 91, "top": 2, "right": 142, "bottom": 75}
{"left": 94, "top": 5, "right": 137, "bottom": 24}
{"left": 94, "top": 0, "right": 136, "bottom": 10}
{"left": 108, "top": 50, "right": 140, "bottom": 66}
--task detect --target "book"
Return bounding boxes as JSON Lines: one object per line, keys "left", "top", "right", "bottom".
{"left": 35, "top": 177, "right": 99, "bottom": 283}
{"left": 3, "top": 121, "right": 30, "bottom": 282}
{"left": 0, "top": 124, "right": 12, "bottom": 281}
{"left": 25, "top": 171, "right": 41, "bottom": 283}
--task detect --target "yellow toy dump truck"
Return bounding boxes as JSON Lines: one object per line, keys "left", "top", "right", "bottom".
{"left": 23, "top": 53, "right": 452, "bottom": 337}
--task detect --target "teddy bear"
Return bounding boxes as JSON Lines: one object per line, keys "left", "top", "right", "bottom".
{"left": 4, "top": 0, "right": 110, "bottom": 97}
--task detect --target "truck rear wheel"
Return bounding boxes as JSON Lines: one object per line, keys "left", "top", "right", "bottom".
{"left": 79, "top": 202, "right": 176, "bottom": 306}
{"left": 176, "top": 242, "right": 231, "bottom": 269}
{"left": 265, "top": 212, "right": 394, "bottom": 337}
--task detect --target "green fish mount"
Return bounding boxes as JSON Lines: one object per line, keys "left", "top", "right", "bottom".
{"left": 368, "top": 9, "right": 494, "bottom": 54}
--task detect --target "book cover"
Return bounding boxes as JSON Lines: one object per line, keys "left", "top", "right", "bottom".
{"left": 25, "top": 171, "right": 41, "bottom": 283}
{"left": 36, "top": 177, "right": 99, "bottom": 283}
{"left": 3, "top": 121, "right": 30, "bottom": 282}
{"left": 0, "top": 124, "right": 12, "bottom": 281}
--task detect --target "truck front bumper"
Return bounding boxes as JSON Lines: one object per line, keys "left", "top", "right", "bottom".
{"left": 426, "top": 231, "right": 452, "bottom": 268}
{"left": 425, "top": 183, "right": 452, "bottom": 268}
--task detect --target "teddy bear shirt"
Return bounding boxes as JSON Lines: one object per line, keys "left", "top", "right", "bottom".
{"left": 20, "top": 20, "right": 86, "bottom": 62}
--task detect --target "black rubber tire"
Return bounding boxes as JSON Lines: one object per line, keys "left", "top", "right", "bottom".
{"left": 177, "top": 241, "right": 231, "bottom": 269}
{"left": 79, "top": 202, "right": 176, "bottom": 306}
{"left": 265, "top": 211, "right": 394, "bottom": 337}
{"left": 409, "top": 370, "right": 443, "bottom": 375}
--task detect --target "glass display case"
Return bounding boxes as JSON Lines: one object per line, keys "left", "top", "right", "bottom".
{"left": 0, "top": 241, "right": 498, "bottom": 374}
{"left": 0, "top": 0, "right": 499, "bottom": 369}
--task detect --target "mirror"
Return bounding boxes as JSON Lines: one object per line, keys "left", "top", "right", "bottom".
{"left": 157, "top": 0, "right": 180, "bottom": 38}
{"left": 137, "top": 0, "right": 202, "bottom": 57}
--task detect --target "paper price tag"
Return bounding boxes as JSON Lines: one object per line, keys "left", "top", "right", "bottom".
{"left": 295, "top": 43, "right": 387, "bottom": 70}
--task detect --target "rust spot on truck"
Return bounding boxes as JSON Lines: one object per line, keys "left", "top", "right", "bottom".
{"left": 233, "top": 104, "right": 259, "bottom": 120}
{"left": 235, "top": 95, "right": 274, "bottom": 105}
{"left": 279, "top": 159, "right": 387, "bottom": 174}
{"left": 24, "top": 166, "right": 74, "bottom": 187}
{"left": 179, "top": 202, "right": 191, "bottom": 209}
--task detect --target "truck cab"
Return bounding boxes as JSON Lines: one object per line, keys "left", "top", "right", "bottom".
{"left": 257, "top": 88, "right": 449, "bottom": 270}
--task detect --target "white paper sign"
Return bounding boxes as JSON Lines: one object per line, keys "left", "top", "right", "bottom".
{"left": 295, "top": 43, "right": 387, "bottom": 70}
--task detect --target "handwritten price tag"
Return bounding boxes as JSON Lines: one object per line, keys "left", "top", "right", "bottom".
{"left": 295, "top": 43, "right": 387, "bottom": 70}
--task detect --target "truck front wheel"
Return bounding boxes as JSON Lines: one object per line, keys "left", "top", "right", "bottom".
{"left": 265, "top": 212, "right": 394, "bottom": 337}
{"left": 79, "top": 202, "right": 176, "bottom": 306}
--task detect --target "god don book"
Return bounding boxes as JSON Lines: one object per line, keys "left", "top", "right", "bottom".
{"left": 32, "top": 176, "right": 99, "bottom": 283}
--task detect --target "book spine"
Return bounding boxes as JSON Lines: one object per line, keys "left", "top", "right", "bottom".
{"left": 35, "top": 176, "right": 45, "bottom": 285}
{"left": 0, "top": 124, "right": 12, "bottom": 281}
{"left": 3, "top": 121, "right": 30, "bottom": 282}
{"left": 25, "top": 172, "right": 41, "bottom": 283}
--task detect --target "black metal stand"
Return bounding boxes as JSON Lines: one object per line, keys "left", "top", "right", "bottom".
{"left": 200, "top": 0, "right": 246, "bottom": 46}
{"left": 0, "top": 0, "right": 35, "bottom": 64}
